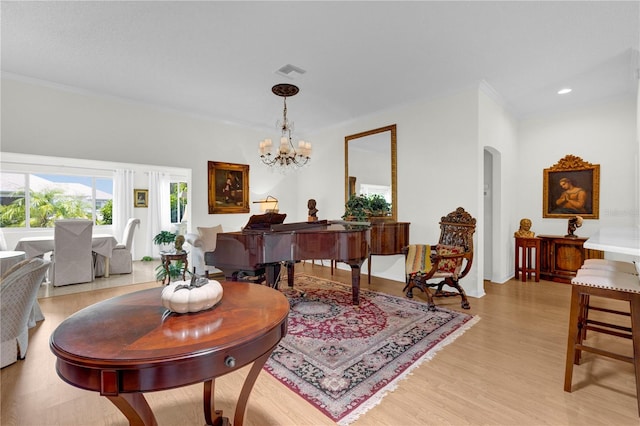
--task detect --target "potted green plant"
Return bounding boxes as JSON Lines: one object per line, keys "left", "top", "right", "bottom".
{"left": 153, "top": 230, "right": 177, "bottom": 253}
{"left": 342, "top": 194, "right": 371, "bottom": 222}
{"left": 155, "top": 260, "right": 189, "bottom": 283}
{"left": 367, "top": 194, "right": 391, "bottom": 217}
{"left": 342, "top": 194, "right": 391, "bottom": 222}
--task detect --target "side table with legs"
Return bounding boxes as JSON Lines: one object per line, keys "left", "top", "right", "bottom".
{"left": 160, "top": 251, "right": 188, "bottom": 284}
{"left": 514, "top": 237, "right": 540, "bottom": 282}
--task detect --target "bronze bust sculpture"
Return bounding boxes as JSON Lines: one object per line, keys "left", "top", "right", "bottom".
{"left": 514, "top": 218, "right": 535, "bottom": 238}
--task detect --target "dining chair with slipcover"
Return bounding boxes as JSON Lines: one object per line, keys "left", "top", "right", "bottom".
{"left": 403, "top": 207, "right": 476, "bottom": 310}
{"left": 51, "top": 219, "right": 94, "bottom": 286}
{"left": 1, "top": 257, "right": 50, "bottom": 368}
{"left": 95, "top": 218, "right": 141, "bottom": 276}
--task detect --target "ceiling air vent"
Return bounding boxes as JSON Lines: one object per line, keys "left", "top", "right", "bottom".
{"left": 276, "top": 64, "right": 307, "bottom": 79}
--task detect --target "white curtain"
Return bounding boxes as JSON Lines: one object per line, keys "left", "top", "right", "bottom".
{"left": 113, "top": 169, "right": 134, "bottom": 242}
{"left": 147, "top": 171, "right": 171, "bottom": 258}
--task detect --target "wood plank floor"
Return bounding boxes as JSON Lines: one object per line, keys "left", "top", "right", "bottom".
{"left": 2, "top": 261, "right": 639, "bottom": 425}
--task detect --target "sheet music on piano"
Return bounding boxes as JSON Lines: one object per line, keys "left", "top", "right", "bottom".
{"left": 243, "top": 212, "right": 287, "bottom": 230}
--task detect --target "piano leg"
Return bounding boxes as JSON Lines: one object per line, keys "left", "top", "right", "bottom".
{"left": 264, "top": 263, "right": 282, "bottom": 288}
{"left": 286, "top": 262, "right": 295, "bottom": 287}
{"left": 349, "top": 263, "right": 362, "bottom": 305}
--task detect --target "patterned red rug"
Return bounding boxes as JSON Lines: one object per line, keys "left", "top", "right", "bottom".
{"left": 263, "top": 274, "right": 479, "bottom": 425}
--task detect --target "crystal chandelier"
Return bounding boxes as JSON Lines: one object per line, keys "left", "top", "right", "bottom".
{"left": 259, "top": 84, "right": 312, "bottom": 169}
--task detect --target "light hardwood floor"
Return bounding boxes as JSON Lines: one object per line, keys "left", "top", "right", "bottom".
{"left": 2, "top": 261, "right": 639, "bottom": 425}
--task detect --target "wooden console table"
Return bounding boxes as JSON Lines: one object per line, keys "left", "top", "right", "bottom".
{"left": 50, "top": 283, "right": 289, "bottom": 426}
{"left": 368, "top": 221, "right": 410, "bottom": 283}
{"left": 537, "top": 235, "right": 604, "bottom": 283}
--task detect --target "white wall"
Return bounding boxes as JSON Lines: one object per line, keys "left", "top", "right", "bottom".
{"left": 478, "top": 86, "right": 519, "bottom": 283}
{"left": 301, "top": 88, "right": 485, "bottom": 298}
{"left": 0, "top": 78, "right": 304, "bottom": 239}
{"left": 2, "top": 76, "right": 637, "bottom": 298}
{"left": 518, "top": 96, "right": 639, "bottom": 261}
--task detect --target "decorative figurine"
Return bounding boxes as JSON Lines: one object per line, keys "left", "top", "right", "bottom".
{"left": 566, "top": 215, "right": 583, "bottom": 238}
{"left": 307, "top": 198, "right": 318, "bottom": 221}
{"left": 514, "top": 218, "right": 535, "bottom": 238}
{"left": 174, "top": 234, "right": 185, "bottom": 252}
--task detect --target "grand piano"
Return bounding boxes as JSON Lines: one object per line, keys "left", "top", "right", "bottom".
{"left": 206, "top": 219, "right": 371, "bottom": 305}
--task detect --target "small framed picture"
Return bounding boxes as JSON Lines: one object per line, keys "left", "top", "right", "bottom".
{"left": 134, "top": 189, "right": 148, "bottom": 208}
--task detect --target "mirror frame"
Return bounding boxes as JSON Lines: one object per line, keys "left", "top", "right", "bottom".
{"left": 344, "top": 124, "right": 397, "bottom": 221}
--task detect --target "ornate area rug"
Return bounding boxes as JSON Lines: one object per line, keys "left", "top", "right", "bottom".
{"left": 263, "top": 274, "right": 479, "bottom": 425}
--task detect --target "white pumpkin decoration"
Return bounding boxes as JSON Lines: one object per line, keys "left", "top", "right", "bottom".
{"left": 161, "top": 278, "right": 223, "bottom": 314}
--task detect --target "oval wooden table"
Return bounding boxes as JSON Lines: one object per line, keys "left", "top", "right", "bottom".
{"left": 50, "top": 283, "right": 289, "bottom": 426}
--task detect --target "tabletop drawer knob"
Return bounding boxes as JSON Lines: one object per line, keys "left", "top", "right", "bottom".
{"left": 224, "top": 356, "right": 236, "bottom": 368}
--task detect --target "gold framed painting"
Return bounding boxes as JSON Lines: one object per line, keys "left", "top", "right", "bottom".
{"left": 134, "top": 189, "right": 148, "bottom": 208}
{"left": 543, "top": 154, "right": 599, "bottom": 219}
{"left": 208, "top": 161, "right": 250, "bottom": 214}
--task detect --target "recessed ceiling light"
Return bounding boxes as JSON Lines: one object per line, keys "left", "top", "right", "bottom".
{"left": 557, "top": 88, "right": 572, "bottom": 95}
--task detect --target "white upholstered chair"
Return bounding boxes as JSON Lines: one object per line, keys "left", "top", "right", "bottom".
{"left": 1, "top": 257, "right": 50, "bottom": 368}
{"left": 51, "top": 219, "right": 94, "bottom": 286}
{"left": 0, "top": 229, "right": 7, "bottom": 251}
{"left": 185, "top": 225, "right": 224, "bottom": 277}
{"left": 107, "top": 218, "right": 141, "bottom": 275}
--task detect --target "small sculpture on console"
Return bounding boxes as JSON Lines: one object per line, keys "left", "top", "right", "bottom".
{"left": 566, "top": 215, "right": 583, "bottom": 238}
{"left": 307, "top": 199, "right": 318, "bottom": 221}
{"left": 514, "top": 218, "right": 535, "bottom": 238}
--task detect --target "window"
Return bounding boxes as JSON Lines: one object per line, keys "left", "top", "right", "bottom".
{"left": 0, "top": 172, "right": 113, "bottom": 228}
{"left": 359, "top": 183, "right": 392, "bottom": 204}
{"left": 170, "top": 181, "right": 187, "bottom": 224}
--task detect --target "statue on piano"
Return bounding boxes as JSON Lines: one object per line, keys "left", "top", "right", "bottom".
{"left": 308, "top": 199, "right": 318, "bottom": 221}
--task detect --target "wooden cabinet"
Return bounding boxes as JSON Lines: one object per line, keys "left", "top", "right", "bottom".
{"left": 368, "top": 221, "right": 410, "bottom": 283}
{"left": 537, "top": 235, "right": 604, "bottom": 283}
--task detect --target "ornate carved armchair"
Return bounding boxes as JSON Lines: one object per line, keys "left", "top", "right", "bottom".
{"left": 403, "top": 207, "right": 476, "bottom": 310}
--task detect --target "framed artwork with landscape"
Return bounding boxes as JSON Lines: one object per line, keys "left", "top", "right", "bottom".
{"left": 134, "top": 189, "right": 148, "bottom": 208}
{"left": 543, "top": 154, "right": 599, "bottom": 219}
{"left": 208, "top": 161, "right": 250, "bottom": 214}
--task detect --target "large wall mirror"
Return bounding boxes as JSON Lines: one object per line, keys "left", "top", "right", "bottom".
{"left": 344, "top": 124, "right": 397, "bottom": 221}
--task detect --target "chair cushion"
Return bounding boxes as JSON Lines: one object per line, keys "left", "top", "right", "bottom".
{"left": 405, "top": 245, "right": 432, "bottom": 275}
{"left": 572, "top": 272, "right": 640, "bottom": 293}
{"left": 635, "top": 260, "right": 640, "bottom": 276}
{"left": 436, "top": 244, "right": 464, "bottom": 274}
{"left": 197, "top": 225, "right": 223, "bottom": 252}
{"left": 582, "top": 258, "right": 637, "bottom": 275}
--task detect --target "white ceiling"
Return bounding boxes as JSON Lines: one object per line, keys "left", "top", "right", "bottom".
{"left": 2, "top": 1, "right": 639, "bottom": 138}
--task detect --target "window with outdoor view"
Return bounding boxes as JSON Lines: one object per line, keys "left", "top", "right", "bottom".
{"left": 170, "top": 181, "right": 188, "bottom": 224}
{"left": 0, "top": 172, "right": 113, "bottom": 228}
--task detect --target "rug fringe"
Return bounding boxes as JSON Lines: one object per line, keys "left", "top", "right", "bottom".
{"left": 337, "top": 315, "right": 482, "bottom": 426}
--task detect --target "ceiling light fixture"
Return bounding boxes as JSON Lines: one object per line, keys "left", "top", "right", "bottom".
{"left": 557, "top": 88, "right": 572, "bottom": 95}
{"left": 259, "top": 84, "right": 311, "bottom": 170}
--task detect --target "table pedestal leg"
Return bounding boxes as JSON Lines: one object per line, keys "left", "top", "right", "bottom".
{"left": 203, "top": 379, "right": 228, "bottom": 426}
{"left": 202, "top": 350, "right": 275, "bottom": 426}
{"left": 162, "top": 257, "right": 170, "bottom": 285}
{"left": 106, "top": 393, "right": 157, "bottom": 426}
{"left": 234, "top": 350, "right": 273, "bottom": 426}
